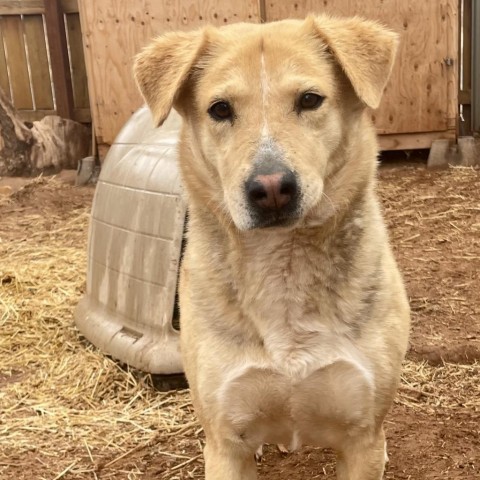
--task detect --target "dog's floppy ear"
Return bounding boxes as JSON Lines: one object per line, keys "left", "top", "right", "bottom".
{"left": 309, "top": 15, "right": 399, "bottom": 109}
{"left": 134, "top": 30, "right": 207, "bottom": 126}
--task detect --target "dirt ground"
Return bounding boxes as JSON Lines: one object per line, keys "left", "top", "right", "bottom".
{"left": 0, "top": 164, "right": 479, "bottom": 479}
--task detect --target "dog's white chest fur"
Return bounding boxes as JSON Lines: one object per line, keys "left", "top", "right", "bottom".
{"left": 234, "top": 231, "right": 372, "bottom": 375}
{"left": 215, "top": 232, "right": 376, "bottom": 450}
{"left": 217, "top": 351, "right": 375, "bottom": 451}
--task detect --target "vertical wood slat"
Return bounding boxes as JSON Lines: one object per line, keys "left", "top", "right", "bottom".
{"left": 0, "top": 15, "right": 33, "bottom": 109}
{"left": 0, "top": 22, "right": 11, "bottom": 99}
{"left": 44, "top": 0, "right": 74, "bottom": 119}
{"left": 460, "top": 0, "right": 472, "bottom": 135}
{"left": 23, "top": 15, "right": 54, "bottom": 109}
{"left": 473, "top": 0, "right": 480, "bottom": 132}
{"left": 445, "top": 0, "right": 459, "bottom": 132}
{"left": 463, "top": 0, "right": 472, "bottom": 92}
{"left": 65, "top": 12, "right": 89, "bottom": 109}
{"left": 60, "top": 0, "right": 79, "bottom": 14}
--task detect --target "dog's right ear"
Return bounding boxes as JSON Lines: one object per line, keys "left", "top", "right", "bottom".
{"left": 134, "top": 30, "right": 207, "bottom": 126}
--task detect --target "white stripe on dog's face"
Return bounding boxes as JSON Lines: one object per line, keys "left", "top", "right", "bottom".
{"left": 260, "top": 52, "right": 270, "bottom": 139}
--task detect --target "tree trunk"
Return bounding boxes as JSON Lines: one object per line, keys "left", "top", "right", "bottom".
{"left": 0, "top": 87, "right": 90, "bottom": 176}
{"left": 0, "top": 88, "right": 34, "bottom": 175}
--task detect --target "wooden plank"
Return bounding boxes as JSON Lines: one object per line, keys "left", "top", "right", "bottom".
{"left": 0, "top": 1, "right": 78, "bottom": 18}
{"left": 78, "top": 0, "right": 262, "bottom": 145}
{"left": 73, "top": 107, "right": 91, "bottom": 123}
{"left": 461, "top": 0, "right": 473, "bottom": 135}
{"left": 97, "top": 143, "right": 110, "bottom": 163}
{"left": 17, "top": 107, "right": 89, "bottom": 123}
{"left": 459, "top": 89, "right": 472, "bottom": 104}
{"left": 473, "top": 0, "right": 480, "bottom": 132}
{"left": 1, "top": 16, "right": 33, "bottom": 109}
{"left": 266, "top": 0, "right": 456, "bottom": 136}
{"left": 60, "top": 0, "right": 79, "bottom": 14}
{"left": 0, "top": 22, "right": 11, "bottom": 100}
{"left": 462, "top": 0, "right": 472, "bottom": 92}
{"left": 65, "top": 13, "right": 90, "bottom": 109}
{"left": 445, "top": 0, "right": 459, "bottom": 134}
{"left": 378, "top": 130, "right": 456, "bottom": 151}
{"left": 0, "top": 0, "right": 43, "bottom": 15}
{"left": 17, "top": 109, "right": 56, "bottom": 122}
{"left": 0, "top": 0, "right": 79, "bottom": 16}
{"left": 23, "top": 15, "right": 54, "bottom": 110}
{"left": 44, "top": 0, "right": 74, "bottom": 119}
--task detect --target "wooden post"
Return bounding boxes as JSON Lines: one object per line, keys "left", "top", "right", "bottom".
{"left": 472, "top": 0, "right": 480, "bottom": 132}
{"left": 44, "top": 0, "right": 74, "bottom": 119}
{"left": 460, "top": 0, "right": 473, "bottom": 135}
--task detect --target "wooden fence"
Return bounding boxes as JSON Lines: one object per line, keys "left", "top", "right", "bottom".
{"left": 0, "top": 0, "right": 90, "bottom": 123}
{"left": 1, "top": 1, "right": 467, "bottom": 153}
{"left": 79, "top": 0, "right": 459, "bottom": 157}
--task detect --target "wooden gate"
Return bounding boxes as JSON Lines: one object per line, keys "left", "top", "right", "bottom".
{"left": 0, "top": 0, "right": 90, "bottom": 123}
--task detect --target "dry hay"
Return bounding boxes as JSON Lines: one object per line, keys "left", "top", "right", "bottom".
{"left": 0, "top": 168, "right": 479, "bottom": 479}
{"left": 379, "top": 164, "right": 480, "bottom": 365}
{"left": 0, "top": 178, "right": 200, "bottom": 479}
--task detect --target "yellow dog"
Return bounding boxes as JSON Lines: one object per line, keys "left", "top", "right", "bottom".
{"left": 135, "top": 15, "right": 410, "bottom": 480}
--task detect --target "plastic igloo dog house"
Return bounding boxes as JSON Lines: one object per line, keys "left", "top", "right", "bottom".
{"left": 74, "top": 107, "right": 186, "bottom": 374}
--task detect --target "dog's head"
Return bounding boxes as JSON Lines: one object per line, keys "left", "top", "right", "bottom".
{"left": 135, "top": 17, "right": 398, "bottom": 231}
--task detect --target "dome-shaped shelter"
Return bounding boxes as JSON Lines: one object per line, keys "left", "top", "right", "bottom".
{"left": 75, "top": 107, "right": 186, "bottom": 374}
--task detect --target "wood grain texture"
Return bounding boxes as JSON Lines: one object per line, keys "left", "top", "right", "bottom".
{"left": 17, "top": 109, "right": 56, "bottom": 121}
{"left": 266, "top": 0, "right": 458, "bottom": 136}
{"left": 0, "top": 0, "right": 43, "bottom": 15}
{"left": 445, "top": 0, "right": 459, "bottom": 133}
{"left": 23, "top": 15, "right": 54, "bottom": 110}
{"left": 1, "top": 16, "right": 33, "bottom": 110}
{"left": 81, "top": 0, "right": 458, "bottom": 148}
{"left": 72, "top": 107, "right": 91, "bottom": 123}
{"left": 0, "top": 0, "right": 78, "bottom": 15}
{"left": 65, "top": 13, "right": 90, "bottom": 110}
{"left": 0, "top": 23, "right": 11, "bottom": 100}
{"left": 378, "top": 131, "right": 456, "bottom": 151}
{"left": 60, "top": 0, "right": 79, "bottom": 14}
{"left": 79, "top": 0, "right": 262, "bottom": 144}
{"left": 44, "top": 0, "right": 74, "bottom": 119}
{"left": 460, "top": 0, "right": 472, "bottom": 135}
{"left": 0, "top": 0, "right": 88, "bottom": 122}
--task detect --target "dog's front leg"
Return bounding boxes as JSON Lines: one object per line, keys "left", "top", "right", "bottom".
{"left": 204, "top": 438, "right": 257, "bottom": 480}
{"left": 335, "top": 428, "right": 387, "bottom": 480}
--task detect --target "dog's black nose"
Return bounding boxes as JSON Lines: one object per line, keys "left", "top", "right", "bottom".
{"left": 247, "top": 171, "right": 298, "bottom": 211}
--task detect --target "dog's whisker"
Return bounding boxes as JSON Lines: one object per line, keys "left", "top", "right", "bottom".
{"left": 321, "top": 191, "right": 338, "bottom": 214}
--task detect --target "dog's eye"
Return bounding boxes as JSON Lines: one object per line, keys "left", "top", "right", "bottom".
{"left": 298, "top": 93, "right": 324, "bottom": 112}
{"left": 208, "top": 101, "right": 233, "bottom": 121}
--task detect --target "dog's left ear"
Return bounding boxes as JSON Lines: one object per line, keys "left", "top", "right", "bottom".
{"left": 308, "top": 15, "right": 399, "bottom": 109}
{"left": 134, "top": 30, "right": 208, "bottom": 126}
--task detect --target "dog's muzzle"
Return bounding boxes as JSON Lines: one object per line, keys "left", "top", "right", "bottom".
{"left": 245, "top": 161, "right": 301, "bottom": 228}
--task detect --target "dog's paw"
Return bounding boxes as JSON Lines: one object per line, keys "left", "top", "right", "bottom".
{"left": 278, "top": 444, "right": 289, "bottom": 454}
{"left": 384, "top": 441, "right": 390, "bottom": 463}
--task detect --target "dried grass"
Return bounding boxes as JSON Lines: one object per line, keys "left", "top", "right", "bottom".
{"left": 0, "top": 168, "right": 479, "bottom": 479}
{"left": 0, "top": 178, "right": 201, "bottom": 479}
